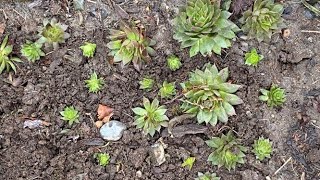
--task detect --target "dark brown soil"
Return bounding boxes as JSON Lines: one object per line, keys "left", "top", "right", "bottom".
{"left": 0, "top": 0, "right": 320, "bottom": 180}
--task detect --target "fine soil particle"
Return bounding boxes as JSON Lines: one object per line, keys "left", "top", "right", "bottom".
{"left": 0, "top": 1, "right": 320, "bottom": 180}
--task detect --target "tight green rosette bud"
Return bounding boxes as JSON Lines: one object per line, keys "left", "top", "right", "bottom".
{"left": 85, "top": 72, "right": 104, "bottom": 93}
{"left": 60, "top": 106, "right": 80, "bottom": 126}
{"left": 167, "top": 55, "right": 182, "bottom": 71}
{"left": 21, "top": 40, "right": 45, "bottom": 62}
{"left": 80, "top": 42, "right": 96, "bottom": 58}
{"left": 139, "top": 77, "right": 154, "bottom": 91}
{"left": 244, "top": 48, "right": 264, "bottom": 67}
{"left": 252, "top": 137, "right": 273, "bottom": 161}
{"left": 159, "top": 81, "right": 176, "bottom": 99}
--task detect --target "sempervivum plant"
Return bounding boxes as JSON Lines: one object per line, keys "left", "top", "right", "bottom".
{"left": 132, "top": 97, "right": 169, "bottom": 136}
{"left": 244, "top": 48, "right": 264, "bottom": 67}
{"left": 240, "top": 0, "right": 284, "bottom": 42}
{"left": 159, "top": 81, "right": 176, "bottom": 99}
{"left": 206, "top": 131, "right": 247, "bottom": 171}
{"left": 80, "top": 42, "right": 96, "bottom": 58}
{"left": 252, "top": 137, "right": 273, "bottom": 161}
{"left": 195, "top": 172, "right": 220, "bottom": 180}
{"left": 173, "top": 0, "right": 239, "bottom": 57}
{"left": 139, "top": 77, "right": 154, "bottom": 91}
{"left": 167, "top": 55, "right": 182, "bottom": 71}
{"left": 60, "top": 106, "right": 80, "bottom": 126}
{"left": 85, "top": 72, "right": 104, "bottom": 93}
{"left": 37, "top": 18, "right": 70, "bottom": 50}
{"left": 180, "top": 63, "right": 243, "bottom": 126}
{"left": 107, "top": 22, "right": 156, "bottom": 71}
{"left": 259, "top": 85, "right": 286, "bottom": 107}
{"left": 21, "top": 40, "right": 45, "bottom": 62}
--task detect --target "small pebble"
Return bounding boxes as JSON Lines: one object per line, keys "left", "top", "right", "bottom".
{"left": 136, "top": 170, "right": 142, "bottom": 178}
{"left": 100, "top": 120, "right": 126, "bottom": 141}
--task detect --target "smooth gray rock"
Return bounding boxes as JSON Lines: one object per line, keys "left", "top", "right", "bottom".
{"left": 100, "top": 120, "right": 126, "bottom": 141}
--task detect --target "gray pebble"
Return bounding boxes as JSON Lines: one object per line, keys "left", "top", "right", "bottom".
{"left": 100, "top": 120, "right": 126, "bottom": 141}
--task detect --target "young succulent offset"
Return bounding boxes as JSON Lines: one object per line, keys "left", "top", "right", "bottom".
{"left": 173, "top": 0, "right": 239, "bottom": 57}
{"left": 60, "top": 106, "right": 80, "bottom": 125}
{"left": 37, "top": 18, "right": 70, "bottom": 50}
{"left": 195, "top": 172, "right": 220, "bottom": 180}
{"left": 85, "top": 72, "right": 104, "bottom": 93}
{"left": 80, "top": 42, "right": 96, "bottom": 58}
{"left": 132, "top": 97, "right": 169, "bottom": 136}
{"left": 181, "top": 63, "right": 243, "bottom": 126}
{"left": 159, "top": 81, "right": 176, "bottom": 99}
{"left": 107, "top": 22, "right": 156, "bottom": 71}
{"left": 240, "top": 0, "right": 284, "bottom": 42}
{"left": 181, "top": 157, "right": 196, "bottom": 170}
{"left": 139, "top": 77, "right": 154, "bottom": 91}
{"left": 0, "top": 35, "right": 22, "bottom": 74}
{"left": 21, "top": 40, "right": 45, "bottom": 62}
{"left": 94, "top": 153, "right": 110, "bottom": 166}
{"left": 244, "top": 48, "right": 264, "bottom": 66}
{"left": 167, "top": 55, "right": 182, "bottom": 71}
{"left": 252, "top": 137, "right": 273, "bottom": 161}
{"left": 206, "top": 131, "right": 247, "bottom": 171}
{"left": 259, "top": 85, "right": 286, "bottom": 107}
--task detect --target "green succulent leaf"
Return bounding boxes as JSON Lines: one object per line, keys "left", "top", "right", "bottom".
{"left": 60, "top": 106, "right": 80, "bottom": 126}
{"left": 132, "top": 97, "right": 168, "bottom": 136}
{"left": 173, "top": 0, "right": 239, "bottom": 57}
{"left": 259, "top": 85, "right": 286, "bottom": 107}
{"left": 252, "top": 137, "right": 273, "bottom": 161}
{"left": 240, "top": 0, "right": 284, "bottom": 42}
{"left": 80, "top": 42, "right": 96, "bottom": 58}
{"left": 85, "top": 72, "right": 104, "bottom": 93}
{"left": 181, "top": 157, "right": 196, "bottom": 170}
{"left": 0, "top": 35, "right": 21, "bottom": 74}
{"left": 181, "top": 63, "right": 243, "bottom": 126}
{"left": 206, "top": 131, "right": 247, "bottom": 171}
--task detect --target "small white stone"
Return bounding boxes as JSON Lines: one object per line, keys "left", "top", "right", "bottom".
{"left": 100, "top": 120, "right": 126, "bottom": 141}
{"left": 136, "top": 170, "right": 142, "bottom": 178}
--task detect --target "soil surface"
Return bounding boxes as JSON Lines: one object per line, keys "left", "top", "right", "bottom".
{"left": 0, "top": 0, "right": 320, "bottom": 180}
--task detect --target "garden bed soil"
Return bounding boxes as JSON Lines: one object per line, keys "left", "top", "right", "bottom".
{"left": 0, "top": 0, "right": 320, "bottom": 180}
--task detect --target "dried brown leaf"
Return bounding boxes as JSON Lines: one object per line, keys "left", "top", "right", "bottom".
{"left": 0, "top": 23, "right": 5, "bottom": 35}
{"left": 97, "top": 104, "right": 114, "bottom": 120}
{"left": 95, "top": 120, "right": 103, "bottom": 128}
{"left": 102, "top": 112, "right": 113, "bottom": 123}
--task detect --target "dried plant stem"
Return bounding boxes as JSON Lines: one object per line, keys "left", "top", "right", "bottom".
{"left": 274, "top": 157, "right": 292, "bottom": 175}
